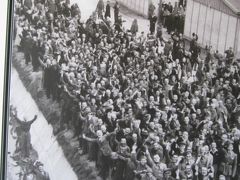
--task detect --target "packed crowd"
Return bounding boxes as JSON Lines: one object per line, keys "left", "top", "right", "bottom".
{"left": 161, "top": 1, "right": 185, "bottom": 34}
{"left": 14, "top": 0, "right": 240, "bottom": 180}
{"left": 148, "top": 0, "right": 185, "bottom": 35}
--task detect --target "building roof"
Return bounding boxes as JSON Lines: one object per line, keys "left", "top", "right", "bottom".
{"left": 223, "top": 0, "right": 240, "bottom": 14}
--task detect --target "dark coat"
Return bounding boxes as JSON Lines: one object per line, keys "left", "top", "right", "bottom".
{"left": 105, "top": 4, "right": 111, "bottom": 18}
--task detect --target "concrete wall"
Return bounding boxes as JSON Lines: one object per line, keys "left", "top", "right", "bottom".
{"left": 117, "top": 0, "right": 179, "bottom": 17}
{"left": 184, "top": 0, "right": 240, "bottom": 57}
{"left": 117, "top": 0, "right": 149, "bottom": 17}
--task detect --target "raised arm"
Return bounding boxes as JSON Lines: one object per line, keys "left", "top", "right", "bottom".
{"left": 232, "top": 154, "right": 238, "bottom": 178}
{"left": 82, "top": 134, "right": 98, "bottom": 142}
{"left": 145, "top": 148, "right": 155, "bottom": 167}
{"left": 30, "top": 115, "right": 38, "bottom": 124}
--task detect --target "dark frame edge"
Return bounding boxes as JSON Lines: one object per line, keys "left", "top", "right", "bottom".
{"left": 0, "top": 0, "right": 14, "bottom": 179}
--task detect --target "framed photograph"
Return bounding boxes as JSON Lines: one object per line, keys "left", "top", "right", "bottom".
{"left": 1, "top": 0, "right": 240, "bottom": 180}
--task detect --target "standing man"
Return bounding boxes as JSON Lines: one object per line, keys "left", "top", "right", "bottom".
{"left": 105, "top": 0, "right": 111, "bottom": 19}
{"left": 31, "top": 35, "right": 41, "bottom": 72}
{"left": 149, "top": 14, "right": 157, "bottom": 35}
{"left": 23, "top": 32, "right": 33, "bottom": 65}
{"left": 114, "top": 1, "right": 120, "bottom": 24}
{"left": 14, "top": 114, "right": 38, "bottom": 158}
{"left": 96, "top": 0, "right": 105, "bottom": 19}
{"left": 148, "top": 2, "right": 156, "bottom": 19}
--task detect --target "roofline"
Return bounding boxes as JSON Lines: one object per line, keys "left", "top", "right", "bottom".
{"left": 222, "top": 0, "right": 240, "bottom": 15}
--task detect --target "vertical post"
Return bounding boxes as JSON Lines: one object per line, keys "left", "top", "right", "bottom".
{"left": 224, "top": 15, "right": 230, "bottom": 51}
{"left": 196, "top": 3, "right": 201, "bottom": 37}
{"left": 234, "top": 17, "right": 239, "bottom": 54}
{"left": 216, "top": 12, "right": 222, "bottom": 51}
{"left": 209, "top": 9, "right": 215, "bottom": 47}
{"left": 189, "top": 0, "right": 195, "bottom": 37}
{"left": 143, "top": 0, "right": 146, "bottom": 17}
{"left": 135, "top": 0, "right": 138, "bottom": 12}
{"left": 202, "top": 3, "right": 208, "bottom": 45}
{"left": 139, "top": 0, "right": 141, "bottom": 14}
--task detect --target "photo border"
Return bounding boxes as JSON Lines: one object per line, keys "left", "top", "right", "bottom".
{"left": 0, "top": 0, "right": 14, "bottom": 179}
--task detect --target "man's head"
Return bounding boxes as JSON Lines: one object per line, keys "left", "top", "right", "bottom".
{"left": 140, "top": 156, "right": 147, "bottom": 165}
{"left": 173, "top": 94, "right": 178, "bottom": 102}
{"left": 96, "top": 130, "right": 103, "bottom": 138}
{"left": 120, "top": 138, "right": 127, "bottom": 146}
{"left": 101, "top": 125, "right": 107, "bottom": 132}
{"left": 199, "top": 146, "right": 206, "bottom": 156}
{"left": 172, "top": 154, "right": 178, "bottom": 163}
{"left": 153, "top": 154, "right": 160, "bottom": 163}
{"left": 184, "top": 117, "right": 189, "bottom": 124}
{"left": 201, "top": 167, "right": 208, "bottom": 176}
{"left": 204, "top": 145, "right": 210, "bottom": 154}
{"left": 228, "top": 143, "right": 233, "bottom": 152}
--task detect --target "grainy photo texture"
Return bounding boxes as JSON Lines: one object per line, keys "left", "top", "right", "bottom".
{"left": 5, "top": 0, "right": 240, "bottom": 180}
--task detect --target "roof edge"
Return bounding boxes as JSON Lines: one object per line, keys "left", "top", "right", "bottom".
{"left": 222, "top": 0, "right": 240, "bottom": 15}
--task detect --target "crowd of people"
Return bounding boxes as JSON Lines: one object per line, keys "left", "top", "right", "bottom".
{"left": 14, "top": 0, "right": 240, "bottom": 180}
{"left": 161, "top": 1, "right": 185, "bottom": 34}
{"left": 148, "top": 0, "right": 185, "bottom": 35}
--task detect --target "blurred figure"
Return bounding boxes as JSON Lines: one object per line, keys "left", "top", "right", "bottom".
{"left": 114, "top": 1, "right": 120, "bottom": 23}
{"left": 96, "top": 0, "right": 104, "bottom": 19}
{"left": 130, "top": 19, "right": 138, "bottom": 36}
{"left": 149, "top": 14, "right": 157, "bottom": 35}
{"left": 105, "top": 0, "right": 111, "bottom": 19}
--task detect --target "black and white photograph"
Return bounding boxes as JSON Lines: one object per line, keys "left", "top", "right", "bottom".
{"left": 2, "top": 0, "right": 240, "bottom": 180}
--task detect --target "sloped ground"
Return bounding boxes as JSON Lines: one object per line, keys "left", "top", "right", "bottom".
{"left": 9, "top": 67, "right": 78, "bottom": 180}
{"left": 11, "top": 46, "right": 101, "bottom": 180}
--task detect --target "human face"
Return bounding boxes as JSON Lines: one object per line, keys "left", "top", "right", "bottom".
{"left": 153, "top": 154, "right": 160, "bottom": 163}
{"left": 228, "top": 144, "right": 233, "bottom": 151}
{"left": 183, "top": 132, "right": 188, "bottom": 140}
{"left": 101, "top": 125, "right": 107, "bottom": 132}
{"left": 140, "top": 157, "right": 147, "bottom": 165}
{"left": 184, "top": 117, "right": 189, "bottom": 124}
{"left": 98, "top": 119, "right": 103, "bottom": 126}
{"left": 132, "top": 133, "right": 137, "bottom": 141}
{"left": 97, "top": 130, "right": 103, "bottom": 138}
{"left": 205, "top": 146, "right": 209, "bottom": 154}
{"left": 82, "top": 102, "right": 87, "bottom": 109}
{"left": 211, "top": 142, "right": 217, "bottom": 150}
{"left": 180, "top": 144, "right": 185, "bottom": 152}
{"left": 201, "top": 167, "right": 208, "bottom": 176}
{"left": 173, "top": 95, "right": 178, "bottom": 102}
{"left": 200, "top": 147, "right": 206, "bottom": 156}
{"left": 172, "top": 155, "right": 178, "bottom": 163}
{"left": 221, "top": 134, "right": 228, "bottom": 142}
{"left": 186, "top": 153, "right": 192, "bottom": 160}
